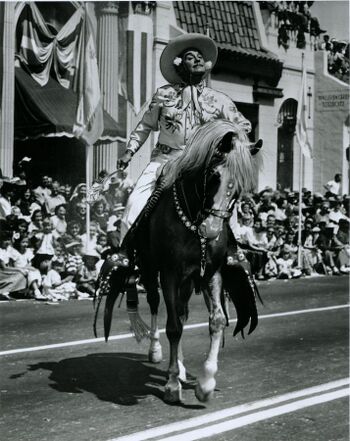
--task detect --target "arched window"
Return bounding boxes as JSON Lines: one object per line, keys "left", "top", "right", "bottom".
{"left": 277, "top": 98, "right": 298, "bottom": 131}
{"left": 277, "top": 98, "right": 298, "bottom": 190}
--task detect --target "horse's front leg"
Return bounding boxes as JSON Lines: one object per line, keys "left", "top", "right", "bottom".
{"left": 149, "top": 313, "right": 162, "bottom": 363}
{"left": 161, "top": 272, "right": 183, "bottom": 403}
{"left": 145, "top": 275, "right": 163, "bottom": 363}
{"left": 196, "top": 271, "right": 226, "bottom": 402}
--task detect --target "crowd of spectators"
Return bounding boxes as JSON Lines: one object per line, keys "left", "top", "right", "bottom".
{"left": 319, "top": 35, "right": 349, "bottom": 85}
{"left": 261, "top": 1, "right": 349, "bottom": 84}
{"left": 0, "top": 167, "right": 349, "bottom": 301}
{"left": 0, "top": 169, "right": 133, "bottom": 302}
{"left": 230, "top": 173, "right": 349, "bottom": 280}
{"left": 260, "top": 1, "right": 326, "bottom": 50}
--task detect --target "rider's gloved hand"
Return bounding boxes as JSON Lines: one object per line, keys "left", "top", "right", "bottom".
{"left": 117, "top": 150, "right": 133, "bottom": 170}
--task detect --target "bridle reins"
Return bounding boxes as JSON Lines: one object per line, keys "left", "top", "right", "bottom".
{"left": 172, "top": 155, "right": 237, "bottom": 276}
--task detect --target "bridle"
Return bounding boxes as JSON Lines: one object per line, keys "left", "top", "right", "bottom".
{"left": 172, "top": 153, "right": 237, "bottom": 276}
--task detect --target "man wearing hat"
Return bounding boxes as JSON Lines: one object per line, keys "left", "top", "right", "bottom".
{"left": 105, "top": 33, "right": 260, "bottom": 330}
{"left": 117, "top": 33, "right": 253, "bottom": 241}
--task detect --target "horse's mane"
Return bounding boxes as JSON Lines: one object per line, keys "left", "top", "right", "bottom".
{"left": 163, "top": 120, "right": 257, "bottom": 195}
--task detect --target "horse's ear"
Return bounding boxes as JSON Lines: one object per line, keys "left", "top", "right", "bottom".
{"left": 218, "top": 132, "right": 235, "bottom": 153}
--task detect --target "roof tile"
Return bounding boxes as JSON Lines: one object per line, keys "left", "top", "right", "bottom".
{"left": 173, "top": 1, "right": 279, "bottom": 62}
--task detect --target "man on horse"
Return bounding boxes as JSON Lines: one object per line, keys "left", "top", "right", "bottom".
{"left": 97, "top": 33, "right": 261, "bottom": 336}
{"left": 118, "top": 32, "right": 252, "bottom": 242}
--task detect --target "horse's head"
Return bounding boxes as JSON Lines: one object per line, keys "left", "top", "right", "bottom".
{"left": 164, "top": 120, "right": 260, "bottom": 240}
{"left": 197, "top": 124, "right": 259, "bottom": 239}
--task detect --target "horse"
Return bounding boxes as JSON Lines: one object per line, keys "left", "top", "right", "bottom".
{"left": 96, "top": 119, "right": 262, "bottom": 404}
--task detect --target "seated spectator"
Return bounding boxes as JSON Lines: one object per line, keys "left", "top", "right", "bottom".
{"left": 60, "top": 220, "right": 81, "bottom": 246}
{"left": 276, "top": 250, "right": 302, "bottom": 279}
{"left": 315, "top": 201, "right": 330, "bottom": 225}
{"left": 51, "top": 204, "right": 67, "bottom": 236}
{"left": 239, "top": 219, "right": 268, "bottom": 280}
{"left": 67, "top": 183, "right": 87, "bottom": 218}
{"left": 274, "top": 224, "right": 286, "bottom": 250}
{"left": 15, "top": 187, "right": 40, "bottom": 219}
{"left": 283, "top": 230, "right": 298, "bottom": 259}
{"left": 91, "top": 200, "right": 109, "bottom": 232}
{"left": 300, "top": 219, "right": 318, "bottom": 275}
{"left": 328, "top": 200, "right": 349, "bottom": 232}
{"left": 41, "top": 259, "right": 77, "bottom": 301}
{"left": 32, "top": 217, "right": 59, "bottom": 267}
{"left": 324, "top": 173, "right": 342, "bottom": 197}
{"left": 28, "top": 209, "right": 44, "bottom": 235}
{"left": 265, "top": 226, "right": 277, "bottom": 251}
{"left": 333, "top": 219, "right": 350, "bottom": 273}
{"left": 76, "top": 249, "right": 100, "bottom": 297}
{"left": 14, "top": 218, "right": 29, "bottom": 241}
{"left": 44, "top": 181, "right": 66, "bottom": 215}
{"left": 0, "top": 231, "right": 40, "bottom": 299}
{"left": 65, "top": 241, "right": 84, "bottom": 279}
{"left": 0, "top": 182, "right": 13, "bottom": 219}
{"left": 315, "top": 221, "right": 339, "bottom": 275}
{"left": 11, "top": 236, "right": 42, "bottom": 299}
{"left": 71, "top": 202, "right": 87, "bottom": 234}
{"left": 33, "top": 175, "right": 51, "bottom": 206}
{"left": 80, "top": 221, "right": 99, "bottom": 251}
{"left": 96, "top": 233, "right": 109, "bottom": 257}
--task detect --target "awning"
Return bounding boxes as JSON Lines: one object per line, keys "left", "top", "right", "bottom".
{"left": 14, "top": 67, "right": 126, "bottom": 143}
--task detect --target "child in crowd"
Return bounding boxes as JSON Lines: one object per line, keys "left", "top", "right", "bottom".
{"left": 11, "top": 236, "right": 43, "bottom": 299}
{"left": 91, "top": 200, "right": 109, "bottom": 233}
{"left": 79, "top": 221, "right": 99, "bottom": 251}
{"left": 65, "top": 241, "right": 84, "bottom": 279}
{"left": 41, "top": 259, "right": 76, "bottom": 301}
{"left": 60, "top": 221, "right": 81, "bottom": 246}
{"left": 32, "top": 217, "right": 59, "bottom": 267}
{"left": 76, "top": 249, "right": 100, "bottom": 297}
{"left": 95, "top": 233, "right": 109, "bottom": 257}
{"left": 14, "top": 218, "right": 29, "bottom": 241}
{"left": 276, "top": 249, "right": 302, "bottom": 279}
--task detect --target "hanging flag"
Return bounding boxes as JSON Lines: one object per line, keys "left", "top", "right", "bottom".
{"left": 73, "top": 4, "right": 103, "bottom": 146}
{"left": 296, "top": 62, "right": 312, "bottom": 158}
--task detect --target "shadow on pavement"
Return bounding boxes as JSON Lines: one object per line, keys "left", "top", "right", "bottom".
{"left": 26, "top": 352, "right": 204, "bottom": 409}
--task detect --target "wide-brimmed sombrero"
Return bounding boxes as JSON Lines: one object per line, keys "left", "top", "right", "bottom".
{"left": 160, "top": 33, "right": 218, "bottom": 84}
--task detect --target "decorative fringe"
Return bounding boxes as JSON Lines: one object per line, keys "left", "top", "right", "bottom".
{"left": 127, "top": 308, "right": 150, "bottom": 343}
{"left": 93, "top": 290, "right": 104, "bottom": 338}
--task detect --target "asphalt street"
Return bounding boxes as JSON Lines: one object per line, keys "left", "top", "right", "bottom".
{"left": 0, "top": 275, "right": 349, "bottom": 441}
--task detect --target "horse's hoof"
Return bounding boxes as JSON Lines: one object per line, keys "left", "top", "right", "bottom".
{"left": 195, "top": 384, "right": 214, "bottom": 402}
{"left": 164, "top": 386, "right": 182, "bottom": 403}
{"left": 148, "top": 342, "right": 162, "bottom": 363}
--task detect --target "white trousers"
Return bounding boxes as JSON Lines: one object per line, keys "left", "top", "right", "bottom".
{"left": 120, "top": 149, "right": 183, "bottom": 243}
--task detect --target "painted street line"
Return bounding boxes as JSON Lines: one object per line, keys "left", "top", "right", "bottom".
{"left": 0, "top": 304, "right": 348, "bottom": 356}
{"left": 156, "top": 388, "right": 349, "bottom": 441}
{"left": 109, "top": 380, "right": 349, "bottom": 441}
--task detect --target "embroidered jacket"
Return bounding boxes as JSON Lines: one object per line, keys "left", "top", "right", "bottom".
{"left": 126, "top": 81, "right": 251, "bottom": 154}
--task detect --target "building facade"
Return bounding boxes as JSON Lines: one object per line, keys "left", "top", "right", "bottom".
{"left": 0, "top": 1, "right": 348, "bottom": 193}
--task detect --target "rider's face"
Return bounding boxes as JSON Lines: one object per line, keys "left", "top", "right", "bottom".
{"left": 182, "top": 50, "right": 205, "bottom": 75}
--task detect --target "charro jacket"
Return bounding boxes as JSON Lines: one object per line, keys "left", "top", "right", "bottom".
{"left": 126, "top": 81, "right": 251, "bottom": 155}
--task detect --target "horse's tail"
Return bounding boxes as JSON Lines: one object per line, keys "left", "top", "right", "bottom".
{"left": 222, "top": 263, "right": 262, "bottom": 337}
